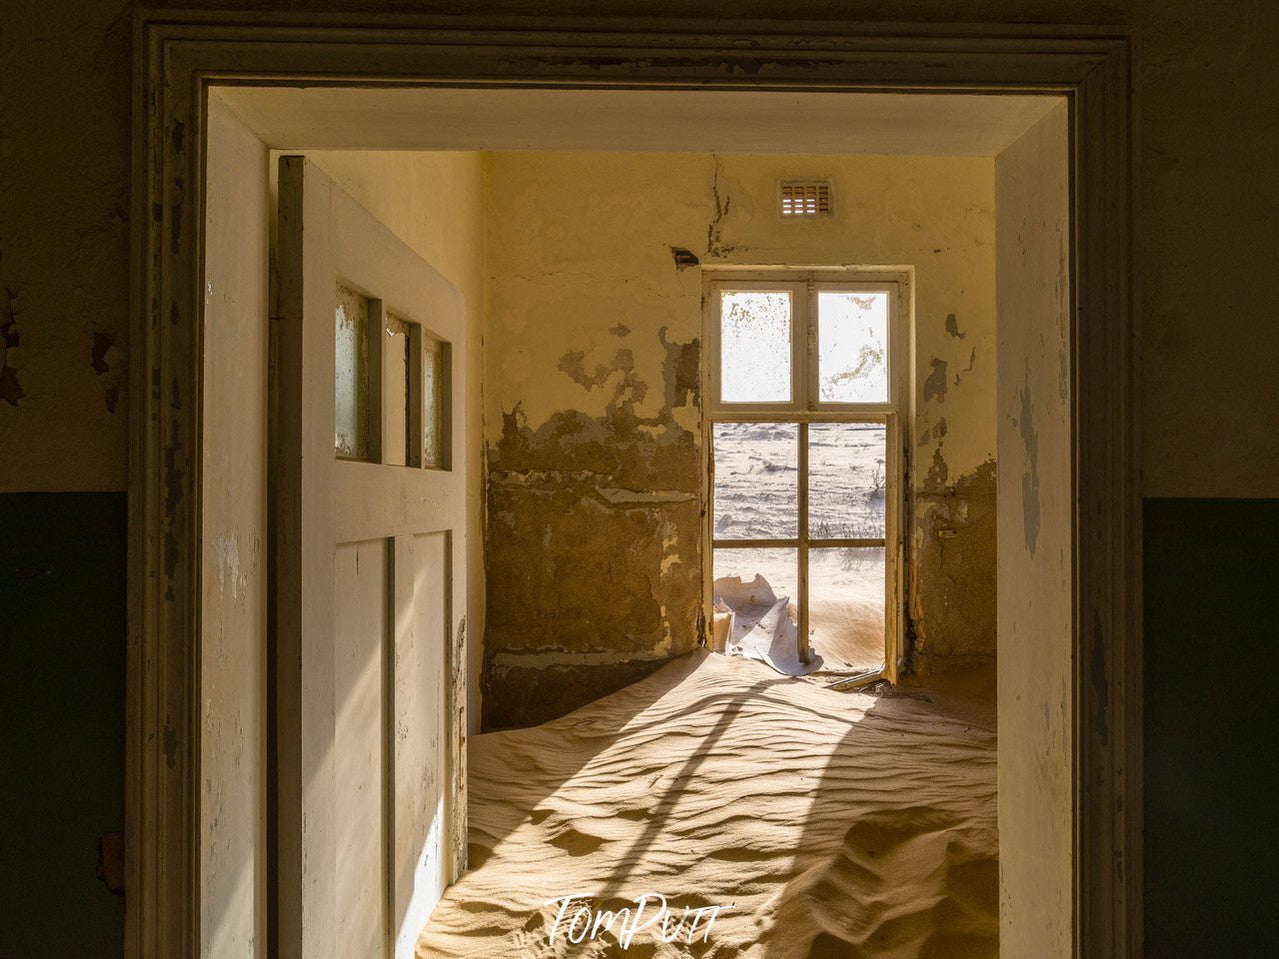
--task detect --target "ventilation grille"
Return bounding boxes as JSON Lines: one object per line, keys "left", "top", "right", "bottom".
{"left": 779, "top": 179, "right": 833, "bottom": 218}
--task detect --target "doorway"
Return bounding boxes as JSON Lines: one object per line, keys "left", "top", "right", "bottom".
{"left": 129, "top": 16, "right": 1137, "bottom": 959}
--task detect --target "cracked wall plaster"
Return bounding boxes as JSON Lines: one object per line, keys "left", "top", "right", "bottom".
{"left": 912, "top": 460, "right": 998, "bottom": 669}
{"left": 483, "top": 150, "right": 998, "bottom": 725}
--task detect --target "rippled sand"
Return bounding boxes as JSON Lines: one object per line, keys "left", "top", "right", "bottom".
{"left": 418, "top": 651, "right": 997, "bottom": 958}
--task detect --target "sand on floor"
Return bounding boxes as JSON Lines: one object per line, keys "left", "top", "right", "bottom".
{"left": 711, "top": 420, "right": 893, "bottom": 675}
{"left": 417, "top": 651, "right": 997, "bottom": 959}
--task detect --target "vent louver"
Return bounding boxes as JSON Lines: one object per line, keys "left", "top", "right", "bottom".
{"left": 779, "top": 179, "right": 834, "bottom": 218}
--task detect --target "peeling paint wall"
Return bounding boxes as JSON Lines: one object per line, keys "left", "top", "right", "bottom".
{"left": 911, "top": 459, "right": 998, "bottom": 670}
{"left": 0, "top": 0, "right": 132, "bottom": 491}
{"left": 482, "top": 151, "right": 996, "bottom": 726}
{"left": 911, "top": 282, "right": 1000, "bottom": 669}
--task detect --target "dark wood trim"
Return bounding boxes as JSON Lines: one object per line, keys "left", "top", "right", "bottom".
{"left": 1072, "top": 46, "right": 1140, "bottom": 955}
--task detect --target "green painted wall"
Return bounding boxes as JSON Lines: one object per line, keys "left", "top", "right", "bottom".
{"left": 3, "top": 494, "right": 1277, "bottom": 956}
{"left": 1144, "top": 498, "right": 1279, "bottom": 954}
{"left": 0, "top": 493, "right": 126, "bottom": 959}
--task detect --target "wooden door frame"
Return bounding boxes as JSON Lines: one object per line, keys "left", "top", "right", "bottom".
{"left": 128, "top": 11, "right": 1137, "bottom": 958}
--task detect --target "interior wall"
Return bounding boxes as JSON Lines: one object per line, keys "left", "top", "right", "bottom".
{"left": 482, "top": 150, "right": 996, "bottom": 728}
{"left": 994, "top": 102, "right": 1072, "bottom": 958}
{"left": 1143, "top": 499, "right": 1279, "bottom": 955}
{"left": 201, "top": 93, "right": 270, "bottom": 959}
{"left": 286, "top": 150, "right": 487, "bottom": 728}
{"left": 0, "top": 493, "right": 127, "bottom": 959}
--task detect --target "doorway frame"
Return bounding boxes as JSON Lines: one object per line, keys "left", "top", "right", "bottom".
{"left": 128, "top": 12, "right": 1137, "bottom": 959}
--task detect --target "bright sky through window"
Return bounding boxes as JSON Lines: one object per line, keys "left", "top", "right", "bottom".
{"left": 818, "top": 291, "right": 888, "bottom": 403}
{"left": 720, "top": 290, "right": 792, "bottom": 403}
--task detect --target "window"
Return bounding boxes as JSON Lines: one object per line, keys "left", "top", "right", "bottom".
{"left": 334, "top": 280, "right": 451, "bottom": 469}
{"left": 705, "top": 273, "right": 903, "bottom": 679}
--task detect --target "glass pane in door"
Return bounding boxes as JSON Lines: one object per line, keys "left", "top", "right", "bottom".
{"left": 712, "top": 547, "right": 798, "bottom": 650}
{"left": 808, "top": 422, "right": 887, "bottom": 539}
{"left": 335, "top": 282, "right": 371, "bottom": 460}
{"left": 808, "top": 546, "right": 885, "bottom": 672}
{"left": 713, "top": 422, "right": 798, "bottom": 540}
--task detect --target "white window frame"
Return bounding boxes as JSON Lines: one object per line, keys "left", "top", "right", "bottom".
{"left": 702, "top": 269, "right": 909, "bottom": 682}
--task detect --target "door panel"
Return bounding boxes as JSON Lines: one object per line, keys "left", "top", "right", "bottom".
{"left": 391, "top": 531, "right": 449, "bottom": 958}
{"left": 333, "top": 539, "right": 389, "bottom": 959}
{"left": 276, "top": 156, "right": 466, "bottom": 959}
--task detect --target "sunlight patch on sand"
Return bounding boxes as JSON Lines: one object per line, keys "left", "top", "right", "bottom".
{"left": 417, "top": 652, "right": 997, "bottom": 958}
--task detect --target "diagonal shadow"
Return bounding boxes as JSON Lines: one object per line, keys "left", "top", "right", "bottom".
{"left": 588, "top": 677, "right": 776, "bottom": 903}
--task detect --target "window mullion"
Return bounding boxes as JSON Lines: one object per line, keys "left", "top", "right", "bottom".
{"left": 797, "top": 281, "right": 815, "bottom": 664}
{"left": 805, "top": 277, "right": 818, "bottom": 410}
{"left": 793, "top": 281, "right": 808, "bottom": 411}
{"left": 798, "top": 419, "right": 810, "bottom": 664}
{"left": 712, "top": 538, "right": 802, "bottom": 549}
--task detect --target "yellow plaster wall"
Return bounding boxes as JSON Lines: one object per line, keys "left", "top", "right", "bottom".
{"left": 484, "top": 151, "right": 996, "bottom": 475}
{"left": 481, "top": 151, "right": 997, "bottom": 723}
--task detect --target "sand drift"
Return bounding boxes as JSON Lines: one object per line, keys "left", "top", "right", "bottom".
{"left": 417, "top": 652, "right": 997, "bottom": 958}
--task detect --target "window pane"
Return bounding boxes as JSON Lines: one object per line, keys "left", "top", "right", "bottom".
{"left": 713, "top": 422, "right": 797, "bottom": 540}
{"left": 809, "top": 546, "right": 885, "bottom": 672}
{"left": 818, "top": 290, "right": 888, "bottom": 403}
{"left": 712, "top": 547, "right": 797, "bottom": 651}
{"left": 422, "top": 336, "right": 446, "bottom": 469}
{"left": 383, "top": 314, "right": 411, "bottom": 467}
{"left": 809, "top": 422, "right": 887, "bottom": 539}
{"left": 335, "top": 283, "right": 370, "bottom": 460}
{"left": 720, "top": 290, "right": 792, "bottom": 403}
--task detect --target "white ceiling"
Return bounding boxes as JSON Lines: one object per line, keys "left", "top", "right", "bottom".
{"left": 217, "top": 86, "right": 1065, "bottom": 157}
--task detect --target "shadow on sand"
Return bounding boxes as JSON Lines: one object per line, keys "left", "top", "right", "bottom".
{"left": 422, "top": 650, "right": 997, "bottom": 958}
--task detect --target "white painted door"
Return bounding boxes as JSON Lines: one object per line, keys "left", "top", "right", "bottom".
{"left": 275, "top": 156, "right": 467, "bottom": 959}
